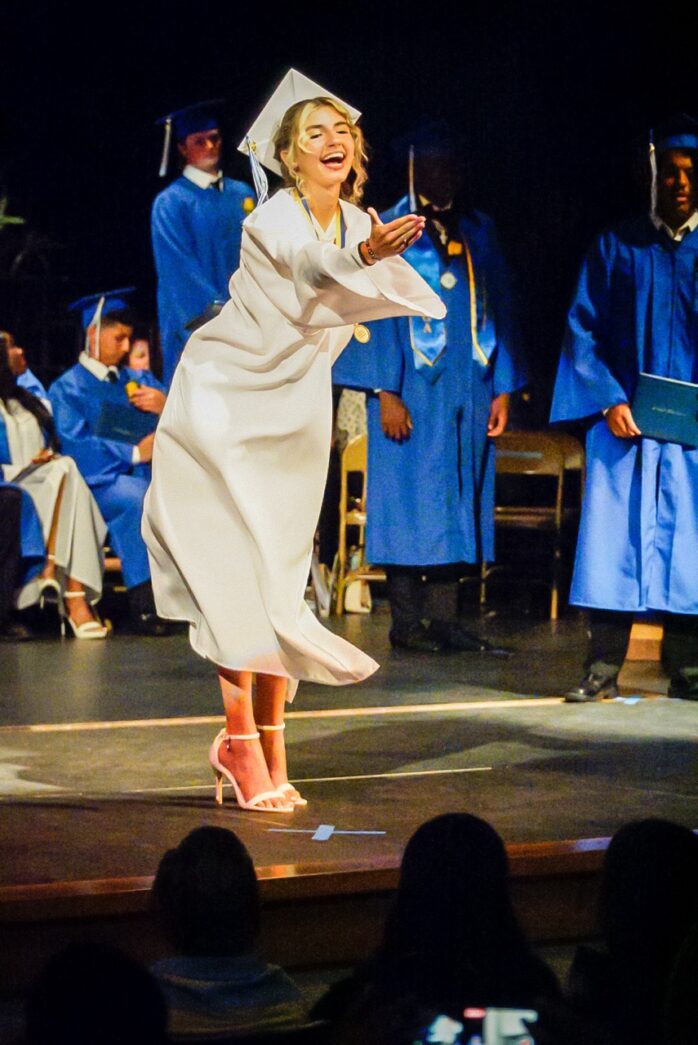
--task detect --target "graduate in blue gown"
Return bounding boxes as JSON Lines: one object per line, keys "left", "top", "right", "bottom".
{"left": 151, "top": 100, "right": 255, "bottom": 387}
{"left": 0, "top": 481, "right": 43, "bottom": 639}
{"left": 334, "top": 129, "right": 526, "bottom": 652}
{"left": 551, "top": 116, "right": 698, "bottom": 701}
{"left": 49, "top": 290, "right": 173, "bottom": 635}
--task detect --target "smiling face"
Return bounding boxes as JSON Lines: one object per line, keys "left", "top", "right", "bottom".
{"left": 177, "top": 128, "right": 222, "bottom": 173}
{"left": 657, "top": 149, "right": 696, "bottom": 229}
{"left": 280, "top": 103, "right": 356, "bottom": 196}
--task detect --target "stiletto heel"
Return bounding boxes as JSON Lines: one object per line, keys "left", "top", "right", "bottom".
{"left": 209, "top": 729, "right": 294, "bottom": 812}
{"left": 258, "top": 723, "right": 307, "bottom": 807}
{"left": 61, "top": 592, "right": 110, "bottom": 640}
{"left": 38, "top": 558, "right": 61, "bottom": 609}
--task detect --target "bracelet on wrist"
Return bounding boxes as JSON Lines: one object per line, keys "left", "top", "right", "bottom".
{"left": 363, "top": 240, "right": 378, "bottom": 264}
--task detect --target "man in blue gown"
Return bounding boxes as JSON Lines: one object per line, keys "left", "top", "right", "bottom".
{"left": 49, "top": 290, "right": 173, "bottom": 636}
{"left": 551, "top": 116, "right": 698, "bottom": 701}
{"left": 151, "top": 100, "right": 254, "bottom": 387}
{"left": 334, "top": 132, "right": 526, "bottom": 652}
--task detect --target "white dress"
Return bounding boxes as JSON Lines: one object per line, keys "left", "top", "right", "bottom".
{"left": 0, "top": 399, "right": 107, "bottom": 609}
{"left": 143, "top": 189, "right": 445, "bottom": 693}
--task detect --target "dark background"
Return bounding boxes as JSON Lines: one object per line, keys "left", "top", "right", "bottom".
{"left": 1, "top": 0, "right": 694, "bottom": 414}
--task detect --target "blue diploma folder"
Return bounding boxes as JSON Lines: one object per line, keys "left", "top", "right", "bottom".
{"left": 631, "top": 373, "right": 698, "bottom": 448}
{"left": 94, "top": 401, "right": 157, "bottom": 445}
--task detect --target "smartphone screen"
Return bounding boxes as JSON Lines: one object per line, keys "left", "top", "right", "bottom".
{"left": 422, "top": 1008, "right": 538, "bottom": 1045}
{"left": 462, "top": 1007, "right": 538, "bottom": 1045}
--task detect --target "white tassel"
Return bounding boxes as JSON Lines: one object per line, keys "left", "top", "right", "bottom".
{"left": 159, "top": 117, "right": 172, "bottom": 178}
{"left": 649, "top": 135, "right": 658, "bottom": 219}
{"left": 408, "top": 145, "right": 417, "bottom": 212}
{"left": 246, "top": 136, "right": 268, "bottom": 205}
{"left": 87, "top": 296, "right": 106, "bottom": 361}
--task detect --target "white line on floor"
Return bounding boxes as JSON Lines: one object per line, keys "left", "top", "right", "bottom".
{"left": 0, "top": 764, "right": 494, "bottom": 801}
{"left": 0, "top": 698, "right": 564, "bottom": 735}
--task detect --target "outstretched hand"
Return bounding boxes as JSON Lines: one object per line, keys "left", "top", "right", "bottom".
{"left": 364, "top": 208, "right": 426, "bottom": 261}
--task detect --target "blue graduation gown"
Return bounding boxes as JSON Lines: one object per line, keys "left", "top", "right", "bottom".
{"left": 0, "top": 446, "right": 44, "bottom": 586}
{"left": 333, "top": 201, "right": 526, "bottom": 566}
{"left": 18, "top": 368, "right": 49, "bottom": 405}
{"left": 49, "top": 363, "right": 164, "bottom": 588}
{"left": 151, "top": 175, "right": 254, "bottom": 386}
{"left": 550, "top": 217, "right": 698, "bottom": 613}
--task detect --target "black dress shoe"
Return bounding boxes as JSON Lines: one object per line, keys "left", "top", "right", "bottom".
{"left": 0, "top": 619, "right": 34, "bottom": 642}
{"left": 131, "top": 611, "right": 171, "bottom": 637}
{"left": 390, "top": 624, "right": 444, "bottom": 653}
{"left": 564, "top": 671, "right": 619, "bottom": 703}
{"left": 428, "top": 621, "right": 512, "bottom": 656}
{"left": 668, "top": 670, "right": 698, "bottom": 701}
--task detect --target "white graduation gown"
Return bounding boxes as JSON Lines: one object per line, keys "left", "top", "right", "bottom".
{"left": 0, "top": 399, "right": 107, "bottom": 608}
{"left": 143, "top": 188, "right": 446, "bottom": 693}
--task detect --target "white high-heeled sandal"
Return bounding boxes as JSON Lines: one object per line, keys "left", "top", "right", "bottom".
{"left": 38, "top": 555, "right": 61, "bottom": 608}
{"left": 258, "top": 723, "right": 308, "bottom": 807}
{"left": 209, "top": 729, "right": 294, "bottom": 812}
{"left": 61, "top": 591, "right": 110, "bottom": 640}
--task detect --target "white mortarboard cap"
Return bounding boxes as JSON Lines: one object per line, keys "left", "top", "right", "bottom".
{"left": 238, "top": 69, "right": 361, "bottom": 202}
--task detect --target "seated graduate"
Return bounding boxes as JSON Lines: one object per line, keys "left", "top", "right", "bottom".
{"left": 152, "top": 826, "right": 306, "bottom": 1039}
{"left": 48, "top": 289, "right": 172, "bottom": 636}
{"left": 0, "top": 343, "right": 109, "bottom": 637}
{"left": 0, "top": 481, "right": 44, "bottom": 641}
{"left": 1, "top": 328, "right": 50, "bottom": 407}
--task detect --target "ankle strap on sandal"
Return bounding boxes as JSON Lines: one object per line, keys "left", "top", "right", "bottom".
{"left": 258, "top": 723, "right": 285, "bottom": 731}
{"left": 63, "top": 591, "right": 87, "bottom": 599}
{"left": 222, "top": 732, "right": 260, "bottom": 741}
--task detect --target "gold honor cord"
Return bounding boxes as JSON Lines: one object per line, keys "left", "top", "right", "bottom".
{"left": 292, "top": 190, "right": 370, "bottom": 344}
{"left": 463, "top": 241, "right": 490, "bottom": 367}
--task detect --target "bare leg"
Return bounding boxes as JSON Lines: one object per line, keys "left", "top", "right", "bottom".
{"left": 256, "top": 673, "right": 305, "bottom": 804}
{"left": 40, "top": 476, "right": 66, "bottom": 580}
{"left": 64, "top": 575, "right": 98, "bottom": 627}
{"left": 217, "top": 668, "right": 291, "bottom": 810}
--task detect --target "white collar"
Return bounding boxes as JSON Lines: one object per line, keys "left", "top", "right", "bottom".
{"left": 183, "top": 165, "right": 222, "bottom": 189}
{"left": 79, "top": 351, "right": 120, "bottom": 382}
{"left": 651, "top": 208, "right": 698, "bottom": 242}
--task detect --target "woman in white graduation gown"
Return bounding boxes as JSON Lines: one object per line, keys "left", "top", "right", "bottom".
{"left": 143, "top": 75, "right": 446, "bottom": 812}
{"left": 0, "top": 345, "right": 108, "bottom": 637}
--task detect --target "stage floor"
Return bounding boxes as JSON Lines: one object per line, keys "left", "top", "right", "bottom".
{"left": 0, "top": 606, "right": 696, "bottom": 890}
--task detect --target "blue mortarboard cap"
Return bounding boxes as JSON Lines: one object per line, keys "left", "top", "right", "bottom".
{"left": 652, "top": 113, "right": 698, "bottom": 153}
{"left": 67, "top": 287, "right": 135, "bottom": 330}
{"left": 156, "top": 98, "right": 224, "bottom": 176}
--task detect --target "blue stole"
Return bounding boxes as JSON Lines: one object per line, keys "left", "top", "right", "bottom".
{"left": 388, "top": 197, "right": 495, "bottom": 383}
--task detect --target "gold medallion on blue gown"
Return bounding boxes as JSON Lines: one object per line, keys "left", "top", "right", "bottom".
{"left": 353, "top": 324, "right": 371, "bottom": 343}
{"left": 440, "top": 271, "right": 457, "bottom": 290}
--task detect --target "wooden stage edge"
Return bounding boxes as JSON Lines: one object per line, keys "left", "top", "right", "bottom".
{"left": 0, "top": 838, "right": 607, "bottom": 993}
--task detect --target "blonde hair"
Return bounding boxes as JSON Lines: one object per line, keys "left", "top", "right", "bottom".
{"left": 273, "top": 97, "right": 368, "bottom": 204}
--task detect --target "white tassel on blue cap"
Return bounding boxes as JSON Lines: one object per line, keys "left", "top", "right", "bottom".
{"left": 159, "top": 117, "right": 173, "bottom": 178}
{"left": 246, "top": 136, "right": 269, "bottom": 205}
{"left": 649, "top": 130, "right": 658, "bottom": 219}
{"left": 87, "top": 295, "right": 106, "bottom": 361}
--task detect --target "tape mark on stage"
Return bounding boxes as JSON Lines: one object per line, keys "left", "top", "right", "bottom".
{"left": 0, "top": 697, "right": 564, "bottom": 735}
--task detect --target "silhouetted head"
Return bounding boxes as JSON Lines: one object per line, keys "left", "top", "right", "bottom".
{"left": 153, "top": 826, "right": 260, "bottom": 955}
{"left": 25, "top": 941, "right": 166, "bottom": 1045}
{"left": 601, "top": 818, "right": 698, "bottom": 971}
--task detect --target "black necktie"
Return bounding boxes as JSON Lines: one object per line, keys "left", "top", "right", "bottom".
{"left": 106, "top": 371, "right": 118, "bottom": 384}
{"left": 210, "top": 176, "right": 224, "bottom": 193}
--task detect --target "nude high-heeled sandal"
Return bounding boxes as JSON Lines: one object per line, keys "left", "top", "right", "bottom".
{"left": 258, "top": 723, "right": 307, "bottom": 807}
{"left": 209, "top": 729, "right": 294, "bottom": 812}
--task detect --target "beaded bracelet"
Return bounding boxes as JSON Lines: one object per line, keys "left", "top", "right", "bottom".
{"left": 363, "top": 240, "right": 378, "bottom": 264}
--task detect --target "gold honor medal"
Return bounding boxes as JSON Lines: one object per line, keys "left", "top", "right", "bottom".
{"left": 354, "top": 324, "right": 371, "bottom": 344}
{"left": 440, "top": 271, "right": 457, "bottom": 290}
